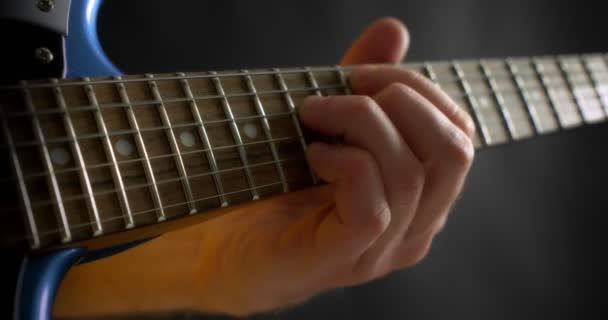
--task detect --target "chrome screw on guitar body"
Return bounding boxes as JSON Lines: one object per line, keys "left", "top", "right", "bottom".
{"left": 37, "top": 0, "right": 54, "bottom": 12}
{"left": 35, "top": 47, "right": 54, "bottom": 64}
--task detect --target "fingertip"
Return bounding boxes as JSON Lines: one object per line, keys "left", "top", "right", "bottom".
{"left": 341, "top": 17, "right": 410, "bottom": 65}
{"left": 299, "top": 95, "right": 327, "bottom": 121}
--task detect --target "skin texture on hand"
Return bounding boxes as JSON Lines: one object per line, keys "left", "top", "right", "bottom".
{"left": 192, "top": 17, "right": 475, "bottom": 316}
{"left": 53, "top": 17, "right": 475, "bottom": 319}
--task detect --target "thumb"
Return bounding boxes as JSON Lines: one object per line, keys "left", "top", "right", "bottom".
{"left": 340, "top": 17, "right": 410, "bottom": 65}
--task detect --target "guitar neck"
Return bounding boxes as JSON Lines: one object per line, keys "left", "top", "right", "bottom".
{"left": 2, "top": 54, "right": 607, "bottom": 250}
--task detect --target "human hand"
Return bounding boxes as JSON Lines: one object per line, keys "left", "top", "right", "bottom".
{"left": 194, "top": 17, "right": 475, "bottom": 316}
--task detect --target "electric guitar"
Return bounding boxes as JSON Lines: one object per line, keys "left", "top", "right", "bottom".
{"left": 2, "top": 1, "right": 608, "bottom": 319}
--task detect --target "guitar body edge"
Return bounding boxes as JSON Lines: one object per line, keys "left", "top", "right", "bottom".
{"left": 14, "top": 0, "right": 120, "bottom": 319}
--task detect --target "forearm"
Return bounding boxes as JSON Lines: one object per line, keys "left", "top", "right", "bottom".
{"left": 53, "top": 226, "right": 215, "bottom": 318}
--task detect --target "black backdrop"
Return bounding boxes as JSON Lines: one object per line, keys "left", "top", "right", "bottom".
{"left": 97, "top": 1, "right": 607, "bottom": 319}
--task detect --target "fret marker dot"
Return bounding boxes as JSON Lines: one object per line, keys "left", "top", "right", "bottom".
{"left": 180, "top": 131, "right": 195, "bottom": 147}
{"left": 243, "top": 123, "right": 258, "bottom": 139}
{"left": 115, "top": 139, "right": 133, "bottom": 157}
{"left": 50, "top": 147, "right": 70, "bottom": 166}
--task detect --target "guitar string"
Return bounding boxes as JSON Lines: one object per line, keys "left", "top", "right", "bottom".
{"left": 7, "top": 101, "right": 607, "bottom": 241}
{"left": 0, "top": 54, "right": 606, "bottom": 91}
{"left": 4, "top": 56, "right": 608, "bottom": 242}
{"left": 2, "top": 69, "right": 608, "bottom": 120}
{"left": 1, "top": 77, "right": 606, "bottom": 185}
{"left": 2, "top": 91, "right": 606, "bottom": 185}
{"left": 16, "top": 136, "right": 301, "bottom": 180}
{"left": 3, "top": 76, "right": 607, "bottom": 149}
{"left": 25, "top": 155, "right": 302, "bottom": 209}
{"left": 24, "top": 180, "right": 288, "bottom": 240}
{"left": 15, "top": 105, "right": 607, "bottom": 243}
{"left": 6, "top": 110, "right": 299, "bottom": 148}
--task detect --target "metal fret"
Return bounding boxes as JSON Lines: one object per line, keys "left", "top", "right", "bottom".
{"left": 423, "top": 62, "right": 439, "bottom": 83}
{"left": 479, "top": 61, "right": 515, "bottom": 141}
{"left": 177, "top": 73, "right": 228, "bottom": 208}
{"left": 336, "top": 66, "right": 352, "bottom": 95}
{"left": 114, "top": 76, "right": 166, "bottom": 221}
{"left": 145, "top": 74, "right": 197, "bottom": 214}
{"left": 581, "top": 55, "right": 608, "bottom": 115}
{"left": 556, "top": 58, "right": 589, "bottom": 123}
{"left": 51, "top": 79, "right": 103, "bottom": 236}
{"left": 209, "top": 71, "right": 259, "bottom": 200}
{"left": 451, "top": 62, "right": 490, "bottom": 146}
{"left": 531, "top": 59, "right": 566, "bottom": 129}
{"left": 242, "top": 70, "right": 289, "bottom": 193}
{"left": 305, "top": 67, "right": 322, "bottom": 96}
{"left": 83, "top": 77, "right": 134, "bottom": 228}
{"left": 21, "top": 82, "right": 72, "bottom": 242}
{"left": 272, "top": 68, "right": 317, "bottom": 184}
{"left": 0, "top": 111, "right": 40, "bottom": 248}
{"left": 505, "top": 59, "right": 541, "bottom": 134}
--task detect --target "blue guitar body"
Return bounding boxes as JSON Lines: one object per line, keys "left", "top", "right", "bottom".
{"left": 8, "top": 1, "right": 121, "bottom": 319}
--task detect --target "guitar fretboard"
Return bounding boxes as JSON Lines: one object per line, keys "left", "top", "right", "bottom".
{"left": 1, "top": 54, "right": 607, "bottom": 250}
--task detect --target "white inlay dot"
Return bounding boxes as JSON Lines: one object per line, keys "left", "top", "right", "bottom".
{"left": 115, "top": 139, "right": 133, "bottom": 157}
{"left": 243, "top": 123, "right": 258, "bottom": 139}
{"left": 180, "top": 131, "right": 195, "bottom": 147}
{"left": 50, "top": 147, "right": 70, "bottom": 166}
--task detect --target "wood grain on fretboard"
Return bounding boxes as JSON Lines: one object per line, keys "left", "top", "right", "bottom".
{"left": 1, "top": 54, "right": 607, "bottom": 250}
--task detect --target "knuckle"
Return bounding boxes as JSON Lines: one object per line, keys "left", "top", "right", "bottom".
{"left": 457, "top": 108, "right": 477, "bottom": 138}
{"left": 350, "top": 95, "right": 379, "bottom": 119}
{"left": 395, "top": 237, "right": 434, "bottom": 269}
{"left": 444, "top": 126, "right": 475, "bottom": 170}
{"left": 343, "top": 148, "right": 376, "bottom": 175}
{"left": 401, "top": 161, "right": 426, "bottom": 193}
{"left": 385, "top": 82, "right": 416, "bottom": 98}
{"left": 366, "top": 203, "right": 391, "bottom": 238}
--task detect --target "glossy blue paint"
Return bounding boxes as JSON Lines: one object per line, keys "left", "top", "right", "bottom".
{"left": 15, "top": 248, "right": 87, "bottom": 320}
{"left": 15, "top": 1, "right": 122, "bottom": 319}
{"left": 65, "top": 0, "right": 120, "bottom": 77}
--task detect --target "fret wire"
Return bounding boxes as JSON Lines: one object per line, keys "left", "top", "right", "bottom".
{"left": 532, "top": 58, "right": 565, "bottom": 129}
{"left": 451, "top": 62, "right": 490, "bottom": 146}
{"left": 8, "top": 83, "right": 603, "bottom": 150}
{"left": 9, "top": 111, "right": 298, "bottom": 148}
{"left": 31, "top": 180, "right": 286, "bottom": 240}
{"left": 177, "top": 73, "right": 228, "bottom": 208}
{"left": 145, "top": 74, "right": 197, "bottom": 214}
{"left": 3, "top": 66, "right": 354, "bottom": 90}
{"left": 51, "top": 78, "right": 103, "bottom": 236}
{"left": 0, "top": 110, "right": 40, "bottom": 248}
{"left": 114, "top": 76, "right": 166, "bottom": 222}
{"left": 581, "top": 55, "right": 608, "bottom": 116}
{"left": 242, "top": 70, "right": 289, "bottom": 193}
{"left": 336, "top": 65, "right": 352, "bottom": 94}
{"left": 14, "top": 135, "right": 300, "bottom": 181}
{"left": 479, "top": 61, "right": 516, "bottom": 141}
{"left": 423, "top": 62, "right": 439, "bottom": 83}
{"left": 505, "top": 59, "right": 542, "bottom": 134}
{"left": 83, "top": 77, "right": 134, "bottom": 228}
{"left": 0, "top": 64, "right": 602, "bottom": 91}
{"left": 6, "top": 72, "right": 607, "bottom": 119}
{"left": 4, "top": 77, "right": 606, "bottom": 151}
{"left": 273, "top": 68, "right": 316, "bottom": 184}
{"left": 5, "top": 84, "right": 349, "bottom": 118}
{"left": 305, "top": 67, "right": 323, "bottom": 96}
{"left": 556, "top": 58, "right": 588, "bottom": 123}
{"left": 29, "top": 156, "right": 298, "bottom": 209}
{"left": 21, "top": 81, "right": 72, "bottom": 243}
{"left": 210, "top": 71, "right": 259, "bottom": 201}
{"left": 304, "top": 67, "right": 324, "bottom": 183}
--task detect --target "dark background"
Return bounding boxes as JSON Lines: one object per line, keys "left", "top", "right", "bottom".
{"left": 97, "top": 1, "right": 607, "bottom": 319}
